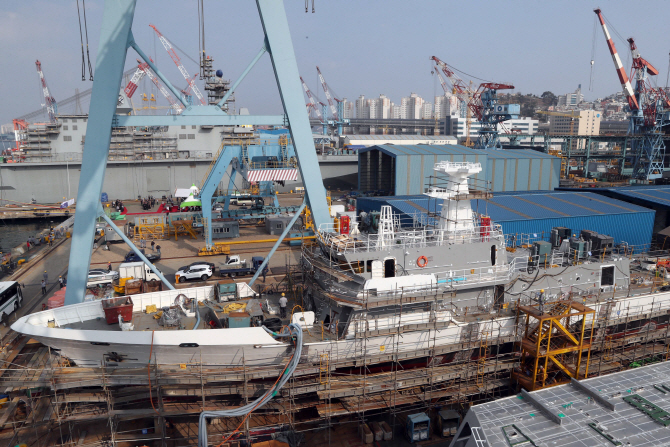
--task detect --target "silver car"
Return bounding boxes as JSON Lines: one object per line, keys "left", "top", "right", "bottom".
{"left": 87, "top": 269, "right": 120, "bottom": 286}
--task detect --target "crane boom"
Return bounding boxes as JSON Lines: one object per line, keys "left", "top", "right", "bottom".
{"left": 430, "top": 56, "right": 473, "bottom": 104}
{"left": 316, "top": 66, "right": 339, "bottom": 120}
{"left": 137, "top": 61, "right": 183, "bottom": 114}
{"left": 124, "top": 65, "right": 148, "bottom": 98}
{"left": 593, "top": 9, "right": 639, "bottom": 110}
{"left": 300, "top": 76, "right": 323, "bottom": 121}
{"left": 149, "top": 24, "right": 206, "bottom": 105}
{"left": 35, "top": 60, "right": 57, "bottom": 122}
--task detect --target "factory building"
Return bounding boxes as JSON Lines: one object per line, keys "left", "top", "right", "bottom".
{"left": 356, "top": 191, "right": 654, "bottom": 247}
{"left": 358, "top": 145, "right": 560, "bottom": 195}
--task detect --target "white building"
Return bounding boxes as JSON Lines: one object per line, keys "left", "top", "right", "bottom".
{"left": 498, "top": 117, "right": 539, "bottom": 134}
{"left": 343, "top": 134, "right": 457, "bottom": 147}
{"left": 434, "top": 95, "right": 459, "bottom": 120}
{"left": 422, "top": 102, "right": 433, "bottom": 119}
{"left": 355, "top": 95, "right": 367, "bottom": 118}
{"left": 557, "top": 85, "right": 584, "bottom": 107}
{"left": 449, "top": 117, "right": 539, "bottom": 139}
{"left": 341, "top": 98, "right": 354, "bottom": 119}
{"left": 376, "top": 94, "right": 391, "bottom": 119}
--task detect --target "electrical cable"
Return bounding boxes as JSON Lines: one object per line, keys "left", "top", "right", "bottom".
{"left": 197, "top": 323, "right": 304, "bottom": 447}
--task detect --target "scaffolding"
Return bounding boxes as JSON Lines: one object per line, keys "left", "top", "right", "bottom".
{"left": 2, "top": 273, "right": 670, "bottom": 445}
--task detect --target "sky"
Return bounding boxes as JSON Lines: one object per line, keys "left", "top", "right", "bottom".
{"left": 2, "top": 0, "right": 670, "bottom": 126}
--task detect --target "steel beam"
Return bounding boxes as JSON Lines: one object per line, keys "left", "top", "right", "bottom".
{"left": 217, "top": 46, "right": 267, "bottom": 109}
{"left": 257, "top": 0, "right": 330, "bottom": 228}
{"left": 65, "top": 0, "right": 137, "bottom": 306}
{"left": 248, "top": 201, "right": 306, "bottom": 288}
{"left": 99, "top": 210, "right": 174, "bottom": 291}
{"left": 129, "top": 36, "right": 189, "bottom": 108}
{"left": 200, "top": 150, "right": 235, "bottom": 247}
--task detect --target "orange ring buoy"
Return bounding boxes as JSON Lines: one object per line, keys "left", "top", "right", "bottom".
{"left": 417, "top": 256, "right": 428, "bottom": 268}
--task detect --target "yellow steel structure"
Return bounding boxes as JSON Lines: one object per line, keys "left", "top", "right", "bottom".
{"left": 513, "top": 299, "right": 595, "bottom": 391}
{"left": 171, "top": 219, "right": 198, "bottom": 241}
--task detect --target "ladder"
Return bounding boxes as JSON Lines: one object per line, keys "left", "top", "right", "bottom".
{"left": 319, "top": 352, "right": 330, "bottom": 385}
{"left": 477, "top": 331, "right": 489, "bottom": 387}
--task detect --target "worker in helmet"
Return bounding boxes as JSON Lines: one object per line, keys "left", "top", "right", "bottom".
{"left": 279, "top": 293, "right": 288, "bottom": 319}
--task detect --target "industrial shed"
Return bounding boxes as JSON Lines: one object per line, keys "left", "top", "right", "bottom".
{"left": 356, "top": 191, "right": 655, "bottom": 248}
{"left": 586, "top": 186, "right": 670, "bottom": 234}
{"left": 358, "top": 145, "right": 560, "bottom": 195}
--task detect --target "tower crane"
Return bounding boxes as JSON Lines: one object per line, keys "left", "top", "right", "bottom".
{"left": 300, "top": 76, "right": 324, "bottom": 122}
{"left": 431, "top": 56, "right": 519, "bottom": 149}
{"left": 316, "top": 66, "right": 339, "bottom": 120}
{"left": 150, "top": 24, "right": 206, "bottom": 106}
{"left": 595, "top": 8, "right": 669, "bottom": 180}
{"left": 35, "top": 60, "right": 58, "bottom": 123}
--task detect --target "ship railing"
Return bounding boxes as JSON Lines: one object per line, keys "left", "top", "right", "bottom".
{"left": 317, "top": 224, "right": 505, "bottom": 254}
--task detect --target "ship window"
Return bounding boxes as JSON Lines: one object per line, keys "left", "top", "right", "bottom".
{"left": 63, "top": 125, "right": 68, "bottom": 131}
{"left": 384, "top": 258, "right": 395, "bottom": 278}
{"left": 491, "top": 245, "right": 496, "bottom": 265}
{"left": 188, "top": 134, "right": 195, "bottom": 139}
{"left": 601, "top": 266, "right": 614, "bottom": 286}
{"left": 63, "top": 136, "right": 72, "bottom": 142}
{"left": 73, "top": 125, "right": 77, "bottom": 131}
{"left": 366, "top": 260, "right": 373, "bottom": 273}
{"left": 179, "top": 134, "right": 187, "bottom": 139}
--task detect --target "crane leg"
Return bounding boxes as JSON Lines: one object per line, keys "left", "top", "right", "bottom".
{"left": 64, "top": 0, "right": 137, "bottom": 305}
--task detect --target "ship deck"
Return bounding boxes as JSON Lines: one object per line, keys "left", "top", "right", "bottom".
{"left": 61, "top": 295, "right": 337, "bottom": 342}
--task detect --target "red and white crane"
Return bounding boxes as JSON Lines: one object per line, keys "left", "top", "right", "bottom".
{"left": 35, "top": 60, "right": 57, "bottom": 122}
{"left": 124, "top": 64, "right": 148, "bottom": 98}
{"left": 136, "top": 60, "right": 183, "bottom": 114}
{"left": 149, "top": 24, "right": 206, "bottom": 105}
{"left": 316, "top": 66, "right": 339, "bottom": 120}
{"left": 300, "top": 76, "right": 324, "bottom": 122}
{"left": 593, "top": 9, "right": 639, "bottom": 110}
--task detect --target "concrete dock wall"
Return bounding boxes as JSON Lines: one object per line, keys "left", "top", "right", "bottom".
{"left": 0, "top": 155, "right": 357, "bottom": 203}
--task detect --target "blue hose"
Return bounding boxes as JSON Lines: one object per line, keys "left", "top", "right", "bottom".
{"left": 197, "top": 323, "right": 303, "bottom": 446}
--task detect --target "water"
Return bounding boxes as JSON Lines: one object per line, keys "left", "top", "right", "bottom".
{"left": 0, "top": 219, "right": 64, "bottom": 252}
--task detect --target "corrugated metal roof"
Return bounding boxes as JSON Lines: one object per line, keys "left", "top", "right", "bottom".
{"left": 356, "top": 191, "right": 655, "bottom": 247}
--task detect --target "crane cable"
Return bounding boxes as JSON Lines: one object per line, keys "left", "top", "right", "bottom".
{"left": 589, "top": 14, "right": 597, "bottom": 91}
{"left": 82, "top": 0, "right": 93, "bottom": 80}
{"left": 76, "top": 0, "right": 86, "bottom": 81}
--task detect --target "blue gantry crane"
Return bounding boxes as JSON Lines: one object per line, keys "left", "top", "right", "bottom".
{"left": 64, "top": 0, "right": 331, "bottom": 305}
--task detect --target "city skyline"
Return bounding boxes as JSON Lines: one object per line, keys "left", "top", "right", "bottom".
{"left": 2, "top": 1, "right": 670, "bottom": 126}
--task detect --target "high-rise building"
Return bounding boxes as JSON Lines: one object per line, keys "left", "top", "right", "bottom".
{"left": 408, "top": 93, "right": 424, "bottom": 119}
{"left": 422, "top": 102, "right": 433, "bottom": 119}
{"left": 341, "top": 98, "right": 354, "bottom": 119}
{"left": 435, "top": 94, "right": 461, "bottom": 119}
{"left": 377, "top": 94, "right": 391, "bottom": 119}
{"left": 557, "top": 85, "right": 585, "bottom": 107}
{"left": 549, "top": 109, "right": 601, "bottom": 149}
{"left": 355, "top": 95, "right": 367, "bottom": 119}
{"left": 391, "top": 104, "right": 402, "bottom": 119}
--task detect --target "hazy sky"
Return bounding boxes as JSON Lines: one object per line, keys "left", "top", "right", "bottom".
{"left": 2, "top": 0, "right": 670, "bottom": 126}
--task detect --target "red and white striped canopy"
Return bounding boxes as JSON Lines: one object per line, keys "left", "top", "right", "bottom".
{"left": 247, "top": 169, "right": 298, "bottom": 183}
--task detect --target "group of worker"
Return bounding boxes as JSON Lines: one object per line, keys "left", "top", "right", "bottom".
{"left": 111, "top": 199, "right": 125, "bottom": 213}
{"left": 140, "top": 196, "right": 157, "bottom": 210}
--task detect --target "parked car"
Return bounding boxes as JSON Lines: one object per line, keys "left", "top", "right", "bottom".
{"left": 124, "top": 250, "right": 161, "bottom": 263}
{"left": 87, "top": 269, "right": 119, "bottom": 286}
{"left": 175, "top": 264, "right": 213, "bottom": 283}
{"left": 177, "top": 261, "right": 216, "bottom": 274}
